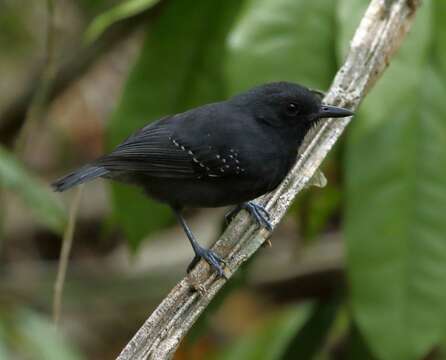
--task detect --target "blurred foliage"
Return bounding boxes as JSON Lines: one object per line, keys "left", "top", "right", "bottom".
{"left": 186, "top": 261, "right": 251, "bottom": 346}
{"left": 282, "top": 300, "right": 340, "bottom": 359}
{"left": 225, "top": 0, "right": 337, "bottom": 93}
{"left": 0, "top": 307, "right": 83, "bottom": 360}
{"left": 215, "top": 303, "right": 313, "bottom": 360}
{"left": 76, "top": 0, "right": 121, "bottom": 19}
{"left": 344, "top": 1, "right": 446, "bottom": 359}
{"left": 0, "top": 2, "right": 32, "bottom": 55}
{"left": 0, "top": 146, "right": 66, "bottom": 233}
{"left": 303, "top": 185, "right": 341, "bottom": 240}
{"left": 85, "top": 0, "right": 161, "bottom": 43}
{"left": 346, "top": 324, "right": 378, "bottom": 360}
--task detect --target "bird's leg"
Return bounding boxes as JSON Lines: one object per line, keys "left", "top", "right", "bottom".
{"left": 225, "top": 201, "right": 273, "bottom": 231}
{"left": 173, "top": 209, "right": 226, "bottom": 278}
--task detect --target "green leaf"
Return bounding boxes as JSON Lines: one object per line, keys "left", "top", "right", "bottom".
{"left": 432, "top": 1, "right": 446, "bottom": 82}
{"left": 225, "top": 0, "right": 337, "bottom": 94}
{"left": 107, "top": 0, "right": 245, "bottom": 248}
{"left": 215, "top": 303, "right": 313, "bottom": 360}
{"left": 282, "top": 300, "right": 339, "bottom": 360}
{"left": 336, "top": 0, "right": 369, "bottom": 59}
{"left": 346, "top": 322, "right": 378, "bottom": 360}
{"left": 0, "top": 2, "right": 32, "bottom": 54}
{"left": 344, "top": 2, "right": 446, "bottom": 359}
{"left": 85, "top": 0, "right": 161, "bottom": 43}
{"left": 15, "top": 309, "right": 83, "bottom": 360}
{"left": 0, "top": 337, "right": 10, "bottom": 360}
{"left": 0, "top": 146, "right": 66, "bottom": 233}
{"left": 303, "top": 185, "right": 341, "bottom": 240}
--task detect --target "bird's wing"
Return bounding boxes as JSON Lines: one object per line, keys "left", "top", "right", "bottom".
{"left": 95, "top": 117, "right": 242, "bottom": 179}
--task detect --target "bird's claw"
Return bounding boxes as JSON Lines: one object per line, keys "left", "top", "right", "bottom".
{"left": 226, "top": 201, "right": 272, "bottom": 231}
{"left": 187, "top": 247, "right": 227, "bottom": 278}
{"left": 243, "top": 201, "right": 273, "bottom": 231}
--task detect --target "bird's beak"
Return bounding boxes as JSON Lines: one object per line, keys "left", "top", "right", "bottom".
{"left": 318, "top": 104, "right": 354, "bottom": 118}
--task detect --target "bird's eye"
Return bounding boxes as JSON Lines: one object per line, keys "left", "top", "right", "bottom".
{"left": 286, "top": 103, "right": 299, "bottom": 115}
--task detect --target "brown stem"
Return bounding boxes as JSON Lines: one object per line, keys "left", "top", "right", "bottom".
{"left": 15, "top": 0, "right": 57, "bottom": 155}
{"left": 53, "top": 185, "right": 83, "bottom": 326}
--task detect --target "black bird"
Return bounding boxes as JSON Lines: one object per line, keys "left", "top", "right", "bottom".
{"left": 52, "top": 82, "right": 353, "bottom": 277}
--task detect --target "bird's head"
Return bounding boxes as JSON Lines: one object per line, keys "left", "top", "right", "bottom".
{"left": 231, "top": 82, "right": 353, "bottom": 131}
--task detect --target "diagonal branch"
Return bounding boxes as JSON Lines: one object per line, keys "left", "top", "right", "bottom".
{"left": 117, "top": 0, "right": 422, "bottom": 359}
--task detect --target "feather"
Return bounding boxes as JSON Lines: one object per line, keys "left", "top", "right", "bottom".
{"left": 95, "top": 117, "right": 240, "bottom": 179}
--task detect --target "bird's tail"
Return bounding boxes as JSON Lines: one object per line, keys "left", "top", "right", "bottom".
{"left": 51, "top": 165, "right": 108, "bottom": 192}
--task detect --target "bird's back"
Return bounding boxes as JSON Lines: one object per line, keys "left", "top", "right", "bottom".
{"left": 53, "top": 98, "right": 301, "bottom": 207}
{"left": 96, "top": 101, "right": 295, "bottom": 207}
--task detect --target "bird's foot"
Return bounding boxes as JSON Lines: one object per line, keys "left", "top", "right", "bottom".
{"left": 226, "top": 201, "right": 273, "bottom": 231}
{"left": 244, "top": 201, "right": 273, "bottom": 231}
{"left": 187, "top": 247, "right": 227, "bottom": 278}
